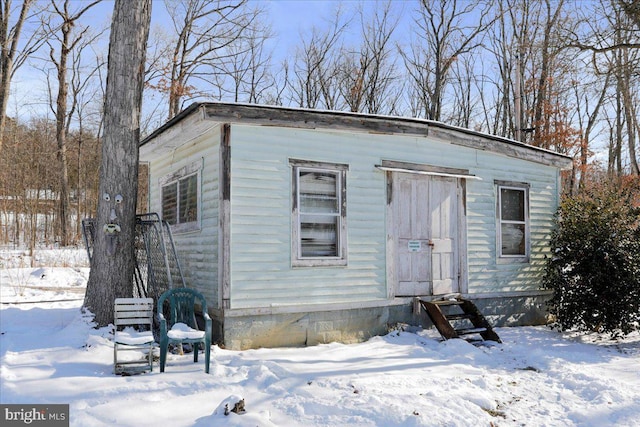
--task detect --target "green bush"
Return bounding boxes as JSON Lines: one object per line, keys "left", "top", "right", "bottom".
{"left": 543, "top": 186, "right": 640, "bottom": 337}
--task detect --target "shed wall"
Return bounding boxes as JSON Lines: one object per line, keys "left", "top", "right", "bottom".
{"left": 229, "top": 125, "right": 388, "bottom": 309}
{"left": 228, "top": 124, "right": 560, "bottom": 309}
{"left": 145, "top": 127, "right": 220, "bottom": 308}
{"left": 466, "top": 151, "right": 559, "bottom": 294}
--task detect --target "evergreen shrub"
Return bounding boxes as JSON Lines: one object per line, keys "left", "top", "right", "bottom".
{"left": 543, "top": 185, "right": 640, "bottom": 337}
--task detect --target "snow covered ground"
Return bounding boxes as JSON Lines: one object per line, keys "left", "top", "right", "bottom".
{"left": 1, "top": 250, "right": 639, "bottom": 426}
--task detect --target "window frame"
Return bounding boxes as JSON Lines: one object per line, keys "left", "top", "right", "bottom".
{"left": 495, "top": 180, "right": 530, "bottom": 263}
{"left": 290, "top": 159, "right": 348, "bottom": 267}
{"left": 160, "top": 161, "right": 201, "bottom": 233}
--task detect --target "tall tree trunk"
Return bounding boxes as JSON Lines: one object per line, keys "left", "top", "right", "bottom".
{"left": 623, "top": 90, "right": 640, "bottom": 175}
{"left": 54, "top": 19, "right": 71, "bottom": 247}
{"left": 84, "top": 0, "right": 151, "bottom": 327}
{"left": 577, "top": 74, "right": 609, "bottom": 190}
{"left": 532, "top": 0, "right": 564, "bottom": 148}
{"left": 613, "top": 81, "right": 623, "bottom": 176}
{"left": 0, "top": 0, "right": 33, "bottom": 153}
{"left": 49, "top": 0, "right": 101, "bottom": 245}
{"left": 619, "top": 54, "right": 639, "bottom": 175}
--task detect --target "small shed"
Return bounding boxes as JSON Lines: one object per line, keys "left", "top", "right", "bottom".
{"left": 139, "top": 102, "right": 573, "bottom": 350}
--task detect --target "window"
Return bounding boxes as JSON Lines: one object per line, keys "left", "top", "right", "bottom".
{"left": 161, "top": 163, "right": 200, "bottom": 232}
{"left": 496, "top": 181, "right": 529, "bottom": 260}
{"left": 291, "top": 159, "right": 348, "bottom": 267}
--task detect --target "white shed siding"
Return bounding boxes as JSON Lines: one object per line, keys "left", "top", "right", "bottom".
{"left": 465, "top": 151, "right": 559, "bottom": 294}
{"left": 144, "top": 128, "right": 220, "bottom": 307}
{"left": 226, "top": 124, "right": 561, "bottom": 309}
{"left": 229, "top": 125, "right": 387, "bottom": 309}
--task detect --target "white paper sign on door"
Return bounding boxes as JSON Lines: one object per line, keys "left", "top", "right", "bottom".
{"left": 408, "top": 240, "right": 422, "bottom": 252}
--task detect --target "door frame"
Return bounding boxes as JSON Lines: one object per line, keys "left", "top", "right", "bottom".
{"left": 381, "top": 161, "right": 471, "bottom": 298}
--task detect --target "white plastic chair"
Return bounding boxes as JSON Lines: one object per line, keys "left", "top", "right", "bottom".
{"left": 113, "top": 298, "right": 155, "bottom": 375}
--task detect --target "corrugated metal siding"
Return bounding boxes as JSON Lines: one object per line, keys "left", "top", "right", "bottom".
{"left": 227, "top": 125, "right": 561, "bottom": 309}
{"left": 145, "top": 128, "right": 220, "bottom": 308}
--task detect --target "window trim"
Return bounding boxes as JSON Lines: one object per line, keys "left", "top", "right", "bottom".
{"left": 160, "top": 161, "right": 201, "bottom": 233}
{"left": 495, "top": 180, "right": 530, "bottom": 263}
{"left": 290, "top": 159, "right": 348, "bottom": 267}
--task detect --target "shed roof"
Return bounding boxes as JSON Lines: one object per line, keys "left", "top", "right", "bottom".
{"left": 140, "top": 102, "right": 573, "bottom": 170}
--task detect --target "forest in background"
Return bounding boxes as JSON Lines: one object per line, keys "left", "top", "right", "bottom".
{"left": 1, "top": 0, "right": 639, "bottom": 250}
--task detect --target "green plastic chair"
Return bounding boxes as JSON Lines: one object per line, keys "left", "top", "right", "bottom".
{"left": 157, "top": 287, "right": 212, "bottom": 373}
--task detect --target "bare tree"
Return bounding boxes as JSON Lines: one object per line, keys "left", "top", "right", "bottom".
{"left": 572, "top": 71, "right": 610, "bottom": 191}
{"left": 290, "top": 6, "right": 349, "bottom": 110}
{"left": 482, "top": 0, "right": 581, "bottom": 155}
{"left": 608, "top": 4, "right": 640, "bottom": 176}
{"left": 530, "top": 0, "right": 567, "bottom": 148}
{"left": 339, "top": 0, "right": 400, "bottom": 115}
{"left": 0, "top": 111, "right": 59, "bottom": 248}
{"left": 68, "top": 33, "right": 107, "bottom": 239}
{"left": 0, "top": 0, "right": 44, "bottom": 152}
{"left": 567, "top": 0, "right": 640, "bottom": 177}
{"left": 478, "top": 0, "right": 515, "bottom": 138}
{"left": 218, "top": 5, "right": 273, "bottom": 103}
{"left": 618, "top": 0, "right": 640, "bottom": 28}
{"left": 448, "top": 53, "right": 478, "bottom": 128}
{"left": 606, "top": 89, "right": 624, "bottom": 177}
{"left": 263, "top": 57, "right": 289, "bottom": 106}
{"left": 45, "top": 0, "right": 101, "bottom": 246}
{"left": 616, "top": 49, "right": 640, "bottom": 176}
{"left": 84, "top": 0, "right": 151, "bottom": 327}
{"left": 401, "top": 0, "right": 496, "bottom": 121}
{"left": 480, "top": 0, "right": 560, "bottom": 145}
{"left": 506, "top": 0, "right": 547, "bottom": 142}
{"left": 147, "top": 0, "right": 257, "bottom": 119}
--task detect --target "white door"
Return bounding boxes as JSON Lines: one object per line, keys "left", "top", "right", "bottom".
{"left": 393, "top": 172, "right": 461, "bottom": 296}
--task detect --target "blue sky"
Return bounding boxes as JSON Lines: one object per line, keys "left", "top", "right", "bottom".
{"left": 11, "top": 0, "right": 412, "bottom": 115}
{"left": 11, "top": 0, "right": 365, "bottom": 119}
{"left": 81, "top": 0, "right": 410, "bottom": 64}
{"left": 264, "top": 0, "right": 411, "bottom": 47}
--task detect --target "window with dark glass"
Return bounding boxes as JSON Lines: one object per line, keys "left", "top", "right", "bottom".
{"left": 162, "top": 173, "right": 198, "bottom": 226}
{"left": 498, "top": 184, "right": 528, "bottom": 257}
{"left": 162, "top": 182, "right": 178, "bottom": 224}
{"left": 178, "top": 174, "right": 198, "bottom": 223}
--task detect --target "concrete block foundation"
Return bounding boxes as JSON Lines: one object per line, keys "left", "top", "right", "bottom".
{"left": 218, "top": 293, "right": 551, "bottom": 350}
